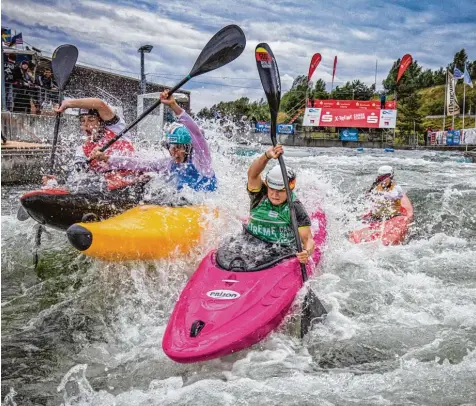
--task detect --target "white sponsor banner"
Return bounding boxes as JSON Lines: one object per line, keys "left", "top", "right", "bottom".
{"left": 379, "top": 110, "right": 397, "bottom": 128}
{"left": 447, "top": 72, "right": 460, "bottom": 116}
{"left": 302, "top": 107, "right": 322, "bottom": 127}
{"left": 462, "top": 128, "right": 476, "bottom": 144}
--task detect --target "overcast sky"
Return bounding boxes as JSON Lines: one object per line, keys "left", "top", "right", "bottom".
{"left": 3, "top": 0, "right": 476, "bottom": 112}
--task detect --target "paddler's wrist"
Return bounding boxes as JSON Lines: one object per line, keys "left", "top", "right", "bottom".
{"left": 264, "top": 151, "right": 271, "bottom": 160}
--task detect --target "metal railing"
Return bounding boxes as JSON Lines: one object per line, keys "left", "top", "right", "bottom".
{"left": 1, "top": 111, "right": 78, "bottom": 143}
{"left": 3, "top": 83, "right": 60, "bottom": 115}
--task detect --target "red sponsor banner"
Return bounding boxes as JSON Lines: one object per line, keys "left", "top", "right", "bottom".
{"left": 397, "top": 54, "right": 412, "bottom": 83}
{"left": 319, "top": 108, "right": 380, "bottom": 128}
{"left": 312, "top": 99, "right": 397, "bottom": 109}
{"left": 308, "top": 53, "right": 322, "bottom": 82}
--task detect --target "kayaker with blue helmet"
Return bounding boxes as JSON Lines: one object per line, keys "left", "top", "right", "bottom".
{"left": 366, "top": 165, "right": 404, "bottom": 220}
{"left": 246, "top": 144, "right": 313, "bottom": 264}
{"left": 90, "top": 90, "right": 217, "bottom": 192}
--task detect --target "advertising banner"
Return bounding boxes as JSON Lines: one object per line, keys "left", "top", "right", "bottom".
{"left": 397, "top": 54, "right": 412, "bottom": 83}
{"left": 339, "top": 128, "right": 359, "bottom": 141}
{"left": 255, "top": 122, "right": 295, "bottom": 134}
{"left": 302, "top": 108, "right": 322, "bottom": 126}
{"left": 303, "top": 107, "right": 397, "bottom": 128}
{"left": 312, "top": 99, "right": 397, "bottom": 110}
{"left": 308, "top": 53, "right": 321, "bottom": 82}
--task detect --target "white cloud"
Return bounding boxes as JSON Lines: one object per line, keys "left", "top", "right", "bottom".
{"left": 2, "top": 0, "right": 476, "bottom": 111}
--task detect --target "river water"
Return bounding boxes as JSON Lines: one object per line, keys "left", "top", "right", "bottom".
{"left": 2, "top": 142, "right": 476, "bottom": 405}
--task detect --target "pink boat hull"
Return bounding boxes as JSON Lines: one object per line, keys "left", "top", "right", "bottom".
{"left": 162, "top": 210, "right": 327, "bottom": 363}
{"left": 348, "top": 195, "right": 414, "bottom": 245}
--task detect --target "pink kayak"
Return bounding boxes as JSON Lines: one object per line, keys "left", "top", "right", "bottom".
{"left": 348, "top": 195, "right": 414, "bottom": 245}
{"left": 162, "top": 210, "right": 327, "bottom": 363}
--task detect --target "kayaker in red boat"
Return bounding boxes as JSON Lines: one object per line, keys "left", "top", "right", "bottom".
{"left": 48, "top": 98, "right": 143, "bottom": 190}
{"left": 247, "top": 144, "right": 313, "bottom": 264}
{"left": 365, "top": 165, "right": 404, "bottom": 220}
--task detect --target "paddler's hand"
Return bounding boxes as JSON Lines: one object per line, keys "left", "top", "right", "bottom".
{"left": 54, "top": 100, "right": 71, "bottom": 114}
{"left": 42, "top": 175, "right": 58, "bottom": 188}
{"left": 265, "top": 144, "right": 284, "bottom": 160}
{"left": 160, "top": 90, "right": 176, "bottom": 106}
{"left": 296, "top": 249, "right": 310, "bottom": 264}
{"left": 90, "top": 147, "right": 109, "bottom": 162}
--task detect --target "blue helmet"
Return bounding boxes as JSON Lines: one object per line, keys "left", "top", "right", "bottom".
{"left": 167, "top": 123, "right": 192, "bottom": 145}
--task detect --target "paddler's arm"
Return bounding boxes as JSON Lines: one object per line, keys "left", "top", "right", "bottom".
{"left": 247, "top": 144, "right": 283, "bottom": 191}
{"left": 55, "top": 98, "right": 115, "bottom": 121}
{"left": 296, "top": 227, "right": 315, "bottom": 264}
{"left": 89, "top": 148, "right": 168, "bottom": 174}
{"left": 160, "top": 90, "right": 214, "bottom": 177}
{"left": 294, "top": 202, "right": 314, "bottom": 264}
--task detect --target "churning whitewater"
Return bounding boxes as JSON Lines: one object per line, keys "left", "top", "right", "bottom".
{"left": 2, "top": 126, "right": 476, "bottom": 405}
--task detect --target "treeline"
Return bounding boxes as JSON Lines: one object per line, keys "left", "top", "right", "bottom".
{"left": 197, "top": 49, "right": 476, "bottom": 135}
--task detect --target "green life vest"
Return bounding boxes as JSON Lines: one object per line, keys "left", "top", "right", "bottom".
{"left": 247, "top": 193, "right": 297, "bottom": 246}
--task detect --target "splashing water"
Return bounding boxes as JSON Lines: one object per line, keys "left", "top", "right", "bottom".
{"left": 2, "top": 122, "right": 476, "bottom": 405}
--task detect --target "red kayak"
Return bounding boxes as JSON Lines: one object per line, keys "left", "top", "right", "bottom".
{"left": 348, "top": 195, "right": 414, "bottom": 245}
{"left": 162, "top": 210, "right": 327, "bottom": 363}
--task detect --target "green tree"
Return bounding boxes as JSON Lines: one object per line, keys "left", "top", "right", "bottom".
{"left": 331, "top": 80, "right": 374, "bottom": 100}
{"left": 311, "top": 78, "right": 328, "bottom": 100}
{"left": 280, "top": 74, "right": 309, "bottom": 116}
{"left": 397, "top": 92, "right": 424, "bottom": 140}
{"left": 451, "top": 49, "right": 468, "bottom": 72}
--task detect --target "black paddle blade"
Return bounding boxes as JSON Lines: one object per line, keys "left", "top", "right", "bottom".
{"left": 189, "top": 25, "right": 246, "bottom": 78}
{"left": 51, "top": 44, "right": 78, "bottom": 90}
{"left": 301, "top": 289, "right": 327, "bottom": 338}
{"left": 255, "top": 43, "right": 281, "bottom": 120}
{"left": 17, "top": 206, "right": 30, "bottom": 221}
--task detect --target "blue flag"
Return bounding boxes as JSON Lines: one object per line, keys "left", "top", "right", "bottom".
{"left": 453, "top": 67, "right": 464, "bottom": 80}
{"left": 464, "top": 65, "right": 473, "bottom": 88}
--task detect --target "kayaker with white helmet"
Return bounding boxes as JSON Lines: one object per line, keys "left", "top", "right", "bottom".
{"left": 90, "top": 90, "right": 217, "bottom": 192}
{"left": 246, "top": 144, "right": 313, "bottom": 264}
{"left": 50, "top": 97, "right": 140, "bottom": 190}
{"left": 367, "top": 165, "right": 404, "bottom": 219}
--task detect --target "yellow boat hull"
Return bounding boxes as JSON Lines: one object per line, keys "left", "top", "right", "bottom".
{"left": 67, "top": 205, "right": 216, "bottom": 261}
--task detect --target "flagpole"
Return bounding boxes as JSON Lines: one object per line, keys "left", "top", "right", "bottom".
{"left": 443, "top": 68, "right": 447, "bottom": 131}
{"left": 452, "top": 78, "right": 455, "bottom": 130}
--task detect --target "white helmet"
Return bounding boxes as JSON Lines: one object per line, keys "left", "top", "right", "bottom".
{"left": 377, "top": 165, "right": 394, "bottom": 177}
{"left": 265, "top": 165, "right": 296, "bottom": 190}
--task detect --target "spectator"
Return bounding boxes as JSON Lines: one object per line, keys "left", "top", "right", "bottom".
{"left": 37, "top": 68, "right": 59, "bottom": 111}
{"left": 380, "top": 92, "right": 386, "bottom": 109}
{"left": 3, "top": 53, "right": 16, "bottom": 110}
{"left": 12, "top": 60, "right": 37, "bottom": 114}
{"left": 36, "top": 68, "right": 57, "bottom": 90}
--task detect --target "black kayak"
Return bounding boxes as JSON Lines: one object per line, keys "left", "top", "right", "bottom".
{"left": 19, "top": 185, "right": 144, "bottom": 231}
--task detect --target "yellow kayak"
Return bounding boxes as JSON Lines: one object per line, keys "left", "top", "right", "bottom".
{"left": 66, "top": 205, "right": 216, "bottom": 261}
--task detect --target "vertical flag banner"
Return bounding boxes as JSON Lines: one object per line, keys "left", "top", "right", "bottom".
{"left": 464, "top": 64, "right": 473, "bottom": 88}
{"left": 331, "top": 56, "right": 337, "bottom": 90}
{"left": 307, "top": 53, "right": 321, "bottom": 82}
{"left": 453, "top": 67, "right": 464, "bottom": 80}
{"left": 446, "top": 71, "right": 460, "bottom": 116}
{"left": 396, "top": 54, "right": 412, "bottom": 83}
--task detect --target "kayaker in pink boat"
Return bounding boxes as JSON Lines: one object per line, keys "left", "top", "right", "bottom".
{"left": 366, "top": 165, "right": 404, "bottom": 220}
{"left": 247, "top": 144, "right": 314, "bottom": 264}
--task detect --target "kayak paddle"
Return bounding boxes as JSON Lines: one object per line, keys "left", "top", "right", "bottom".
{"left": 17, "top": 44, "right": 78, "bottom": 223}
{"left": 50, "top": 44, "right": 79, "bottom": 171}
{"left": 90, "top": 24, "right": 246, "bottom": 160}
{"left": 255, "top": 43, "right": 327, "bottom": 338}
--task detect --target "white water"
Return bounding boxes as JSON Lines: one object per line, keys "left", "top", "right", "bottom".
{"left": 2, "top": 127, "right": 476, "bottom": 405}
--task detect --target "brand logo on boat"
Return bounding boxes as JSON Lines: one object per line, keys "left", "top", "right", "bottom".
{"left": 206, "top": 290, "right": 241, "bottom": 300}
